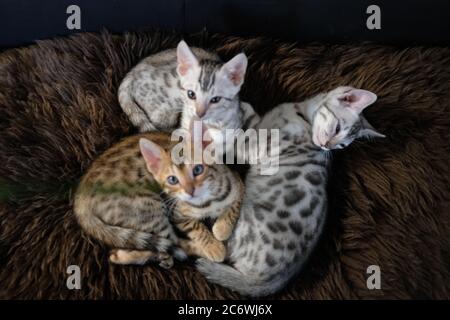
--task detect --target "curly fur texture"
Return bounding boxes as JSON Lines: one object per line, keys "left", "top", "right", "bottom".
{"left": 0, "top": 31, "right": 449, "bottom": 299}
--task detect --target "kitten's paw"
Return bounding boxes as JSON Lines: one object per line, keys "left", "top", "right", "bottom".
{"left": 212, "top": 221, "right": 233, "bottom": 241}
{"left": 109, "top": 249, "right": 133, "bottom": 265}
{"left": 109, "top": 249, "right": 154, "bottom": 265}
{"left": 109, "top": 249, "right": 121, "bottom": 264}
{"left": 203, "top": 241, "right": 226, "bottom": 262}
{"left": 157, "top": 252, "right": 174, "bottom": 269}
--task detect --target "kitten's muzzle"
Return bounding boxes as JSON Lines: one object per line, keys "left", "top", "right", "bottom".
{"left": 196, "top": 103, "right": 207, "bottom": 118}
{"left": 184, "top": 186, "right": 195, "bottom": 197}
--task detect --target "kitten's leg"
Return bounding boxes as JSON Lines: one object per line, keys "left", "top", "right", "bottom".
{"left": 178, "top": 239, "right": 204, "bottom": 257}
{"left": 109, "top": 249, "right": 174, "bottom": 269}
{"left": 212, "top": 178, "right": 245, "bottom": 241}
{"left": 212, "top": 204, "right": 241, "bottom": 241}
{"left": 175, "top": 220, "right": 226, "bottom": 262}
{"left": 212, "top": 180, "right": 244, "bottom": 241}
{"left": 118, "top": 75, "right": 158, "bottom": 132}
{"left": 109, "top": 249, "right": 156, "bottom": 265}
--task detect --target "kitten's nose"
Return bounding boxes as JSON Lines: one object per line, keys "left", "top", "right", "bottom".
{"left": 196, "top": 110, "right": 206, "bottom": 118}
{"left": 185, "top": 186, "right": 195, "bottom": 197}
{"left": 196, "top": 104, "right": 207, "bottom": 118}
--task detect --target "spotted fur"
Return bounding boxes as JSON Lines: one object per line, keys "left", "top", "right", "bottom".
{"left": 118, "top": 41, "right": 256, "bottom": 140}
{"left": 74, "top": 131, "right": 244, "bottom": 267}
{"left": 196, "top": 86, "right": 384, "bottom": 296}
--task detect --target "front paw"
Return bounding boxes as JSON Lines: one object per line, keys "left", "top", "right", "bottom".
{"left": 212, "top": 221, "right": 233, "bottom": 241}
{"left": 109, "top": 249, "right": 138, "bottom": 265}
{"left": 109, "top": 249, "right": 121, "bottom": 264}
{"left": 202, "top": 241, "right": 226, "bottom": 262}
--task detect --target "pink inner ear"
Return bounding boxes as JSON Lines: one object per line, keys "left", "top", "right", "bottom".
{"left": 139, "top": 139, "right": 163, "bottom": 174}
{"left": 221, "top": 53, "right": 247, "bottom": 86}
{"left": 144, "top": 153, "right": 161, "bottom": 173}
{"left": 227, "top": 68, "right": 242, "bottom": 85}
{"left": 339, "top": 89, "right": 377, "bottom": 113}
{"left": 225, "top": 63, "right": 247, "bottom": 86}
{"left": 177, "top": 64, "right": 190, "bottom": 76}
{"left": 176, "top": 41, "right": 197, "bottom": 76}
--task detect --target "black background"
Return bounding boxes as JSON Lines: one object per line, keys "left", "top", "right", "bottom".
{"left": 1, "top": 0, "right": 450, "bottom": 48}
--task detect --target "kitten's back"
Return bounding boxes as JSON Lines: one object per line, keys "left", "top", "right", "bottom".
{"left": 74, "top": 132, "right": 178, "bottom": 251}
{"left": 135, "top": 47, "right": 221, "bottom": 70}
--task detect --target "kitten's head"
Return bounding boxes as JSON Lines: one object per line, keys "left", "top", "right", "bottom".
{"left": 139, "top": 123, "right": 217, "bottom": 206}
{"left": 311, "top": 86, "right": 385, "bottom": 150}
{"left": 176, "top": 40, "right": 247, "bottom": 119}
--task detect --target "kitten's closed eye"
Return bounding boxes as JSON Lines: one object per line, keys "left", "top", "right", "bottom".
{"left": 334, "top": 123, "right": 341, "bottom": 135}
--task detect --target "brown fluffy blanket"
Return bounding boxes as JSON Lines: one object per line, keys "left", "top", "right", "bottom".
{"left": 0, "top": 31, "right": 449, "bottom": 299}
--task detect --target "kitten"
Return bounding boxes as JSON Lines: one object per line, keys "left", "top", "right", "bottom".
{"left": 196, "top": 86, "right": 385, "bottom": 296}
{"left": 118, "top": 41, "right": 252, "bottom": 135}
{"left": 74, "top": 132, "right": 179, "bottom": 268}
{"left": 74, "top": 127, "right": 243, "bottom": 267}
{"left": 154, "top": 124, "right": 244, "bottom": 263}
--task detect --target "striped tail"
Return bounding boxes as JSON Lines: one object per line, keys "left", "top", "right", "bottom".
{"left": 78, "top": 212, "right": 172, "bottom": 252}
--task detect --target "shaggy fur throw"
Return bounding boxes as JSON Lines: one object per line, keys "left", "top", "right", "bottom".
{"left": 0, "top": 31, "right": 449, "bottom": 299}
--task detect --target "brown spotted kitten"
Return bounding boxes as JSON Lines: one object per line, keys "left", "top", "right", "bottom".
{"left": 74, "top": 130, "right": 243, "bottom": 267}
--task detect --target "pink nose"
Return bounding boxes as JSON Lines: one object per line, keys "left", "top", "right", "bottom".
{"left": 197, "top": 111, "right": 205, "bottom": 118}
{"left": 196, "top": 105, "right": 207, "bottom": 118}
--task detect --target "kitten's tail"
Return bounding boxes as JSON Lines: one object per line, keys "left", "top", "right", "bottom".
{"left": 196, "top": 258, "right": 289, "bottom": 297}
{"left": 79, "top": 212, "right": 172, "bottom": 253}
{"left": 118, "top": 75, "right": 156, "bottom": 132}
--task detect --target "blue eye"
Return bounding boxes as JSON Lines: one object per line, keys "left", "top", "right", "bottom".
{"left": 192, "top": 164, "right": 204, "bottom": 176}
{"left": 167, "top": 176, "right": 179, "bottom": 185}
{"left": 187, "top": 90, "right": 196, "bottom": 100}
{"left": 210, "top": 96, "right": 221, "bottom": 103}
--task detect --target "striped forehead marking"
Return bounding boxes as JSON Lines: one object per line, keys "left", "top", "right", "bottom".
{"left": 198, "top": 60, "right": 221, "bottom": 91}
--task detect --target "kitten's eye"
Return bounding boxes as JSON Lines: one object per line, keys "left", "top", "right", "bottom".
{"left": 210, "top": 96, "right": 221, "bottom": 104}
{"left": 335, "top": 123, "right": 341, "bottom": 135}
{"left": 167, "top": 176, "right": 179, "bottom": 185}
{"left": 192, "top": 164, "right": 204, "bottom": 177}
{"left": 187, "top": 90, "right": 196, "bottom": 100}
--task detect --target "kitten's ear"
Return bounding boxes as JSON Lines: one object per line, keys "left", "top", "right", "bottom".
{"left": 358, "top": 116, "right": 386, "bottom": 139}
{"left": 139, "top": 138, "right": 165, "bottom": 175}
{"left": 219, "top": 53, "right": 248, "bottom": 87}
{"left": 338, "top": 89, "right": 377, "bottom": 114}
{"left": 177, "top": 40, "right": 199, "bottom": 77}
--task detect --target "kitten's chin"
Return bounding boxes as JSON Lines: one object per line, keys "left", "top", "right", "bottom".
{"left": 177, "top": 193, "right": 206, "bottom": 206}
{"left": 186, "top": 198, "right": 207, "bottom": 207}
